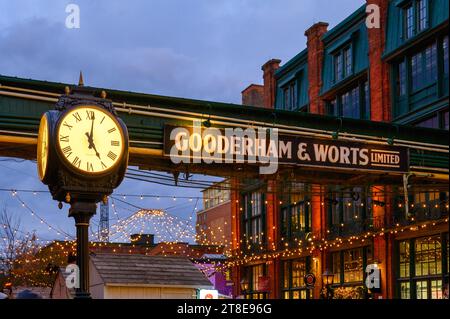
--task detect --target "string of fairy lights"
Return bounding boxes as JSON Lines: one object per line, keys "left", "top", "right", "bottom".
{"left": 0, "top": 184, "right": 448, "bottom": 286}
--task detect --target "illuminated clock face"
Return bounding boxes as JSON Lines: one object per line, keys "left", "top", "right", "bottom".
{"left": 56, "top": 105, "right": 125, "bottom": 174}
{"left": 37, "top": 113, "right": 49, "bottom": 181}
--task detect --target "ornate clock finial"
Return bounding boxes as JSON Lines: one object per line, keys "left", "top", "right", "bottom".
{"left": 78, "top": 71, "right": 84, "bottom": 87}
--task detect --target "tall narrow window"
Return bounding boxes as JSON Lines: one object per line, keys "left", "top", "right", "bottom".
{"left": 417, "top": 0, "right": 428, "bottom": 32}
{"left": 344, "top": 47, "right": 352, "bottom": 77}
{"left": 282, "top": 81, "right": 297, "bottom": 111}
{"left": 334, "top": 53, "right": 343, "bottom": 82}
{"left": 342, "top": 87, "right": 360, "bottom": 119}
{"left": 397, "top": 61, "right": 407, "bottom": 96}
{"left": 405, "top": 5, "right": 414, "bottom": 39}
{"left": 243, "top": 192, "right": 265, "bottom": 245}
{"left": 425, "top": 42, "right": 438, "bottom": 84}
{"left": 411, "top": 51, "right": 423, "bottom": 91}
{"left": 364, "top": 81, "right": 370, "bottom": 119}
{"left": 443, "top": 36, "right": 449, "bottom": 76}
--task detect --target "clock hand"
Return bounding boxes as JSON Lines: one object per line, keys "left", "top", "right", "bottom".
{"left": 89, "top": 114, "right": 95, "bottom": 141}
{"left": 85, "top": 130, "right": 100, "bottom": 159}
{"left": 90, "top": 142, "right": 101, "bottom": 159}
{"left": 85, "top": 132, "right": 93, "bottom": 149}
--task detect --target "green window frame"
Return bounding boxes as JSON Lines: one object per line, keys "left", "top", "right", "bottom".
{"left": 282, "top": 80, "right": 297, "bottom": 111}
{"left": 243, "top": 264, "right": 268, "bottom": 299}
{"left": 396, "top": 233, "right": 449, "bottom": 299}
{"left": 242, "top": 191, "right": 266, "bottom": 249}
{"left": 326, "top": 80, "right": 370, "bottom": 120}
{"left": 281, "top": 257, "right": 311, "bottom": 299}
{"left": 329, "top": 246, "right": 373, "bottom": 287}
{"left": 333, "top": 46, "right": 353, "bottom": 83}
{"left": 280, "top": 184, "right": 311, "bottom": 243}
{"left": 402, "top": 0, "right": 429, "bottom": 40}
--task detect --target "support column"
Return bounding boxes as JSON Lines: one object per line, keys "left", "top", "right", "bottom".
{"left": 69, "top": 201, "right": 96, "bottom": 299}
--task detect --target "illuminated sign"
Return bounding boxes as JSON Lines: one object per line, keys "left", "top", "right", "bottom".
{"left": 164, "top": 123, "right": 409, "bottom": 174}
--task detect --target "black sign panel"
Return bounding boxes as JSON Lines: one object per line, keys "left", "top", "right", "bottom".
{"left": 163, "top": 125, "right": 409, "bottom": 173}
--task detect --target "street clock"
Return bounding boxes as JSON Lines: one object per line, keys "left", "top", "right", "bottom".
{"left": 37, "top": 82, "right": 129, "bottom": 204}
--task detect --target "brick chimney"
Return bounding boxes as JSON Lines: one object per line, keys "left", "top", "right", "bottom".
{"left": 367, "top": 0, "right": 391, "bottom": 122}
{"left": 242, "top": 84, "right": 264, "bottom": 107}
{"left": 305, "top": 22, "right": 328, "bottom": 115}
{"left": 262, "top": 59, "right": 282, "bottom": 108}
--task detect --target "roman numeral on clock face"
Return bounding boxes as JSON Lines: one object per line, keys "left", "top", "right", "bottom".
{"left": 107, "top": 151, "right": 117, "bottom": 161}
{"left": 108, "top": 127, "right": 116, "bottom": 134}
{"left": 63, "top": 122, "right": 73, "bottom": 130}
{"left": 86, "top": 162, "right": 94, "bottom": 172}
{"left": 62, "top": 146, "right": 72, "bottom": 157}
{"left": 101, "top": 161, "right": 107, "bottom": 169}
{"left": 60, "top": 135, "right": 69, "bottom": 142}
{"left": 73, "top": 112, "right": 82, "bottom": 122}
{"left": 86, "top": 110, "right": 95, "bottom": 120}
{"left": 72, "top": 156, "right": 81, "bottom": 168}
{"left": 111, "top": 140, "right": 120, "bottom": 146}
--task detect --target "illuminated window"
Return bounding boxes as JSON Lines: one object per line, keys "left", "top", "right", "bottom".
{"left": 243, "top": 191, "right": 265, "bottom": 246}
{"left": 243, "top": 264, "right": 267, "bottom": 299}
{"left": 280, "top": 184, "right": 311, "bottom": 242}
{"left": 397, "top": 235, "right": 448, "bottom": 299}
{"left": 281, "top": 258, "right": 310, "bottom": 299}
{"left": 330, "top": 246, "right": 373, "bottom": 287}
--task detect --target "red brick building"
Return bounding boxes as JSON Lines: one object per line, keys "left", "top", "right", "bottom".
{"left": 236, "top": 0, "right": 448, "bottom": 299}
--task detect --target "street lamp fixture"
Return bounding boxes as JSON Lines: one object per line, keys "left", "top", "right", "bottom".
{"left": 240, "top": 277, "right": 249, "bottom": 294}
{"left": 322, "top": 270, "right": 335, "bottom": 299}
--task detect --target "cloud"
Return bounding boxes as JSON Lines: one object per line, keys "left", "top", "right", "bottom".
{"left": 0, "top": 0, "right": 365, "bottom": 240}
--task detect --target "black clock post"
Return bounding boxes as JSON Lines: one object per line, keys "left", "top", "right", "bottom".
{"left": 69, "top": 202, "right": 96, "bottom": 298}
{"left": 37, "top": 75, "right": 129, "bottom": 299}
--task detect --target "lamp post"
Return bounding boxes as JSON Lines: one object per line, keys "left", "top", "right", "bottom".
{"left": 322, "top": 270, "right": 335, "bottom": 299}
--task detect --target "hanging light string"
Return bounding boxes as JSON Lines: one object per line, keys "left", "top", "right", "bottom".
{"left": 13, "top": 192, "right": 73, "bottom": 239}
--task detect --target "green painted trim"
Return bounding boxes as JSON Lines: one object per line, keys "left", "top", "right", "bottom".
{"left": 322, "top": 5, "right": 366, "bottom": 44}
{"left": 275, "top": 49, "right": 308, "bottom": 78}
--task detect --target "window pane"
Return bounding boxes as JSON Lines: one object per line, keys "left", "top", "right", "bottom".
{"left": 344, "top": 47, "right": 352, "bottom": 76}
{"left": 417, "top": 0, "right": 428, "bottom": 32}
{"left": 400, "top": 282, "right": 410, "bottom": 299}
{"left": 332, "top": 252, "right": 341, "bottom": 284}
{"left": 335, "top": 53, "right": 343, "bottom": 81}
{"left": 415, "top": 235, "right": 442, "bottom": 277}
{"left": 443, "top": 111, "right": 449, "bottom": 130}
{"left": 342, "top": 87, "right": 360, "bottom": 119}
{"left": 399, "top": 241, "right": 410, "bottom": 278}
{"left": 397, "top": 61, "right": 407, "bottom": 96}
{"left": 444, "top": 36, "right": 449, "bottom": 76}
{"left": 411, "top": 52, "right": 424, "bottom": 91}
{"left": 283, "top": 262, "right": 289, "bottom": 289}
{"left": 344, "top": 248, "right": 364, "bottom": 283}
{"left": 415, "top": 114, "right": 439, "bottom": 129}
{"left": 431, "top": 280, "right": 443, "bottom": 299}
{"left": 425, "top": 43, "right": 437, "bottom": 84}
{"left": 405, "top": 6, "right": 414, "bottom": 39}
{"left": 364, "top": 81, "right": 370, "bottom": 119}
{"left": 416, "top": 280, "right": 429, "bottom": 299}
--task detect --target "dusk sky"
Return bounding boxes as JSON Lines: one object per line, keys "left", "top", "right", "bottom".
{"left": 0, "top": 0, "right": 364, "bottom": 243}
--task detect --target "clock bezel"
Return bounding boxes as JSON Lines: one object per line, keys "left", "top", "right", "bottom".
{"left": 55, "top": 104, "right": 126, "bottom": 177}
{"left": 37, "top": 113, "right": 50, "bottom": 181}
